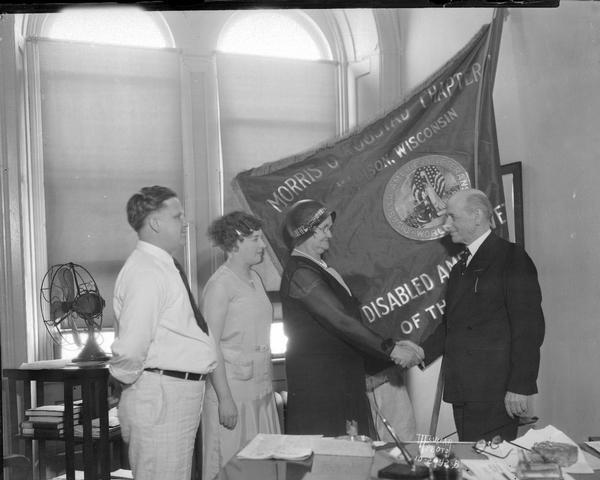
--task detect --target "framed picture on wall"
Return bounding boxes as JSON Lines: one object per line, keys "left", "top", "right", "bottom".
{"left": 500, "top": 161, "right": 525, "bottom": 247}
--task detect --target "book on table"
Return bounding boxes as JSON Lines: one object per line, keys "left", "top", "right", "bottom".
{"left": 73, "top": 408, "right": 120, "bottom": 438}
{"left": 74, "top": 425, "right": 121, "bottom": 439}
{"left": 26, "top": 403, "right": 82, "bottom": 417}
{"left": 21, "top": 427, "right": 64, "bottom": 438}
{"left": 22, "top": 415, "right": 79, "bottom": 428}
{"left": 237, "top": 433, "right": 323, "bottom": 461}
{"left": 22, "top": 421, "right": 70, "bottom": 430}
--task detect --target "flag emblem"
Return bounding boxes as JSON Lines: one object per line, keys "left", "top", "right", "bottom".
{"left": 382, "top": 154, "right": 470, "bottom": 241}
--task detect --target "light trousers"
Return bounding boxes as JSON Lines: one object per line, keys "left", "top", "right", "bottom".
{"left": 118, "top": 371, "right": 205, "bottom": 480}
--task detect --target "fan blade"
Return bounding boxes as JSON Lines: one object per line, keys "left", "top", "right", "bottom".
{"left": 73, "top": 292, "right": 105, "bottom": 318}
{"left": 50, "top": 300, "right": 73, "bottom": 322}
{"left": 59, "top": 267, "right": 75, "bottom": 302}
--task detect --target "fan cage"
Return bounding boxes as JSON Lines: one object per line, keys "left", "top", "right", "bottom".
{"left": 40, "top": 262, "right": 105, "bottom": 347}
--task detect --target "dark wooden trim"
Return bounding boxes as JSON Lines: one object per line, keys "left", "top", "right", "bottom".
{"left": 501, "top": 162, "right": 525, "bottom": 248}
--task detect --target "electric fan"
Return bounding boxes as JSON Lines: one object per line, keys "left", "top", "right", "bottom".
{"left": 40, "top": 262, "right": 109, "bottom": 363}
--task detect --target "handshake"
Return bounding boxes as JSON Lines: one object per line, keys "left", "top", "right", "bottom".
{"left": 390, "top": 340, "right": 425, "bottom": 369}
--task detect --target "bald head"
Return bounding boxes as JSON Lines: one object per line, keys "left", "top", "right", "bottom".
{"left": 443, "top": 189, "right": 492, "bottom": 245}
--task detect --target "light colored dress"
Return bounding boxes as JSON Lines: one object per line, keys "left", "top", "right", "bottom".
{"left": 201, "top": 265, "right": 281, "bottom": 480}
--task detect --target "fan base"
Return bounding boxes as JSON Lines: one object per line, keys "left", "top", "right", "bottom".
{"left": 72, "top": 333, "right": 110, "bottom": 363}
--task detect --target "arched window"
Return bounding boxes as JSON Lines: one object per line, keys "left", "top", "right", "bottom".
{"left": 23, "top": 8, "right": 181, "bottom": 360}
{"left": 42, "top": 6, "right": 173, "bottom": 48}
{"left": 218, "top": 10, "right": 332, "bottom": 61}
{"left": 215, "top": 10, "right": 340, "bottom": 216}
{"left": 215, "top": 11, "right": 342, "bottom": 355}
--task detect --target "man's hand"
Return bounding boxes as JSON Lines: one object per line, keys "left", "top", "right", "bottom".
{"left": 108, "top": 374, "right": 124, "bottom": 403}
{"left": 397, "top": 340, "right": 425, "bottom": 365}
{"left": 504, "top": 391, "right": 529, "bottom": 418}
{"left": 218, "top": 396, "right": 238, "bottom": 430}
{"left": 391, "top": 340, "right": 424, "bottom": 368}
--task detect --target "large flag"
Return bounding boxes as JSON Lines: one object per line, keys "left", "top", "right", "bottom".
{"left": 233, "top": 14, "right": 507, "bottom": 345}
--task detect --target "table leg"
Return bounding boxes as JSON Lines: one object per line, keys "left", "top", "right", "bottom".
{"left": 38, "top": 439, "right": 47, "bottom": 480}
{"left": 98, "top": 375, "right": 110, "bottom": 480}
{"left": 82, "top": 377, "right": 94, "bottom": 479}
{"left": 64, "top": 380, "right": 75, "bottom": 480}
{"left": 23, "top": 380, "right": 33, "bottom": 479}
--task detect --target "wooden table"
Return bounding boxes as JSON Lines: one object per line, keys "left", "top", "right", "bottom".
{"left": 3, "top": 365, "right": 117, "bottom": 480}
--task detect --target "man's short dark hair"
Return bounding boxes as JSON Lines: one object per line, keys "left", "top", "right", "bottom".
{"left": 126, "top": 186, "right": 177, "bottom": 232}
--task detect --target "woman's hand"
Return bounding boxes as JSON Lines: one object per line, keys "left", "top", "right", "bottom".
{"left": 218, "top": 396, "right": 238, "bottom": 430}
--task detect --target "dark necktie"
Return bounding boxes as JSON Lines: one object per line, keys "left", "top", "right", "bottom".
{"left": 457, "top": 248, "right": 471, "bottom": 275}
{"left": 173, "top": 258, "right": 209, "bottom": 335}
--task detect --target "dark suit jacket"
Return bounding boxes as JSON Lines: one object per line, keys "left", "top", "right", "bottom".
{"left": 280, "top": 255, "right": 393, "bottom": 436}
{"left": 421, "top": 232, "right": 545, "bottom": 403}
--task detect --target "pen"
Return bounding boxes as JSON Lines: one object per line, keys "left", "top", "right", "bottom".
{"left": 376, "top": 409, "right": 415, "bottom": 467}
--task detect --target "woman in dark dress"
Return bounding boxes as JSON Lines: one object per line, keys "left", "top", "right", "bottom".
{"left": 279, "top": 199, "right": 405, "bottom": 437}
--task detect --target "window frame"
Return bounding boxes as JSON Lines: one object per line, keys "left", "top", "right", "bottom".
{"left": 18, "top": 11, "right": 186, "bottom": 362}
{"left": 211, "top": 9, "right": 380, "bottom": 358}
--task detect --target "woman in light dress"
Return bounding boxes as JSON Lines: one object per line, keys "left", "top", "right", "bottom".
{"left": 201, "top": 211, "right": 281, "bottom": 480}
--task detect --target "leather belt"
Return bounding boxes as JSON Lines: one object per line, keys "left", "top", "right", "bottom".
{"left": 144, "top": 368, "right": 207, "bottom": 381}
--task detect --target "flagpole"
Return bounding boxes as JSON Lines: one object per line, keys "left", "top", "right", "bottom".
{"left": 472, "top": 8, "right": 506, "bottom": 189}
{"left": 428, "top": 365, "right": 445, "bottom": 437}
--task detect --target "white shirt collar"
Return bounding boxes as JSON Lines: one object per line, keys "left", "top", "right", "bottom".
{"left": 136, "top": 240, "right": 174, "bottom": 266}
{"left": 466, "top": 229, "right": 491, "bottom": 258}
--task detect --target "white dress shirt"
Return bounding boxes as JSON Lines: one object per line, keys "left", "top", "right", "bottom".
{"left": 465, "top": 229, "right": 492, "bottom": 266}
{"left": 110, "top": 241, "right": 217, "bottom": 384}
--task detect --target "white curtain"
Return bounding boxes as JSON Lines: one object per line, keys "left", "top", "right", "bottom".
{"left": 34, "top": 38, "right": 183, "bottom": 329}
{"left": 216, "top": 52, "right": 340, "bottom": 290}
{"left": 216, "top": 52, "right": 339, "bottom": 213}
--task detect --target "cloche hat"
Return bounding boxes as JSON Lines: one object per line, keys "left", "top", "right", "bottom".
{"left": 283, "top": 199, "right": 336, "bottom": 249}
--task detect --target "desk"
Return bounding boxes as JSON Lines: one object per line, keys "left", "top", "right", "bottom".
{"left": 217, "top": 441, "right": 600, "bottom": 480}
{"left": 3, "top": 365, "right": 116, "bottom": 480}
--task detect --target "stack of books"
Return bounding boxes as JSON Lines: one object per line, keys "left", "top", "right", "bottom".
{"left": 73, "top": 407, "right": 120, "bottom": 439}
{"left": 21, "top": 403, "right": 82, "bottom": 438}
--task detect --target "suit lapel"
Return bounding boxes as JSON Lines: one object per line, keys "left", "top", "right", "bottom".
{"left": 445, "top": 233, "right": 501, "bottom": 316}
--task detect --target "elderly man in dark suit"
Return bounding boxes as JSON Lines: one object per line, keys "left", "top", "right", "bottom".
{"left": 400, "top": 188, "right": 545, "bottom": 441}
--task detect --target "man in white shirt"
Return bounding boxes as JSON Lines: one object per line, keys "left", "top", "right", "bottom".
{"left": 109, "top": 185, "right": 217, "bottom": 480}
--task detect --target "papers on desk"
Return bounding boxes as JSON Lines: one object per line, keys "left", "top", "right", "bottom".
{"left": 237, "top": 433, "right": 322, "bottom": 461}
{"left": 512, "top": 425, "right": 594, "bottom": 475}
{"left": 468, "top": 425, "right": 593, "bottom": 480}
{"left": 462, "top": 459, "right": 516, "bottom": 480}
{"left": 237, "top": 434, "right": 375, "bottom": 462}
{"left": 20, "top": 359, "right": 70, "bottom": 369}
